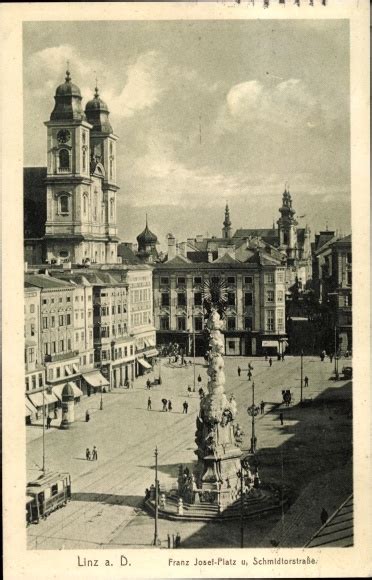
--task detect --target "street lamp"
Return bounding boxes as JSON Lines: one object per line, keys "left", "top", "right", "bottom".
{"left": 247, "top": 381, "right": 259, "bottom": 453}
{"left": 153, "top": 446, "right": 161, "bottom": 546}
{"left": 100, "top": 386, "right": 103, "bottom": 410}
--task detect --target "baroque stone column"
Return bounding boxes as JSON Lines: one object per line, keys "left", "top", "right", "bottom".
{"left": 195, "top": 308, "right": 242, "bottom": 508}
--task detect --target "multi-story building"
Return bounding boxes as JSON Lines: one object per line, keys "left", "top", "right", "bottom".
{"left": 153, "top": 251, "right": 287, "bottom": 357}
{"left": 24, "top": 273, "right": 90, "bottom": 416}
{"left": 24, "top": 286, "right": 45, "bottom": 421}
{"left": 24, "top": 69, "right": 120, "bottom": 266}
{"left": 313, "top": 234, "right": 352, "bottom": 353}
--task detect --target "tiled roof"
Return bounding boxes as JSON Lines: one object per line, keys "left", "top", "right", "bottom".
{"left": 233, "top": 228, "right": 278, "bottom": 240}
{"left": 24, "top": 274, "right": 74, "bottom": 289}
{"left": 214, "top": 253, "right": 239, "bottom": 264}
{"left": 305, "top": 495, "right": 353, "bottom": 548}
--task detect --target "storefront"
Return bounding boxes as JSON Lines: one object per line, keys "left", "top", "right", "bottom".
{"left": 137, "top": 356, "right": 152, "bottom": 376}
{"left": 27, "top": 389, "right": 59, "bottom": 417}
{"left": 81, "top": 370, "right": 109, "bottom": 396}
{"left": 25, "top": 397, "right": 38, "bottom": 425}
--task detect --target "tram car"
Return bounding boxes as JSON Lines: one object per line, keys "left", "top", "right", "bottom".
{"left": 26, "top": 471, "right": 71, "bottom": 525}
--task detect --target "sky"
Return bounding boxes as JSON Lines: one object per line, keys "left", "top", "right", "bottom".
{"left": 23, "top": 19, "right": 350, "bottom": 249}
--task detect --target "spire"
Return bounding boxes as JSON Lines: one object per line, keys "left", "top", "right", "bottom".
{"left": 222, "top": 202, "right": 232, "bottom": 239}
{"left": 94, "top": 73, "right": 99, "bottom": 98}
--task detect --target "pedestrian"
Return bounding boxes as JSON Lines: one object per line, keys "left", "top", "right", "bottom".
{"left": 175, "top": 532, "right": 181, "bottom": 548}
{"left": 162, "top": 398, "right": 168, "bottom": 412}
{"left": 269, "top": 357, "right": 273, "bottom": 367}
{"left": 279, "top": 412, "right": 284, "bottom": 426}
{"left": 147, "top": 397, "right": 152, "bottom": 410}
{"left": 46, "top": 416, "right": 51, "bottom": 429}
{"left": 304, "top": 376, "right": 309, "bottom": 387}
{"left": 187, "top": 386, "right": 192, "bottom": 397}
{"left": 167, "top": 534, "right": 171, "bottom": 549}
{"left": 183, "top": 401, "right": 188, "bottom": 414}
{"left": 248, "top": 370, "right": 252, "bottom": 381}
{"left": 92, "top": 446, "right": 98, "bottom": 460}
{"left": 197, "top": 374, "right": 202, "bottom": 384}
{"left": 168, "top": 400, "right": 172, "bottom": 412}
{"left": 85, "top": 410, "right": 90, "bottom": 422}
{"left": 86, "top": 448, "right": 91, "bottom": 461}
{"left": 146, "top": 378, "right": 151, "bottom": 390}
{"left": 260, "top": 401, "right": 265, "bottom": 415}
{"left": 320, "top": 507, "right": 328, "bottom": 525}
{"left": 237, "top": 366, "right": 241, "bottom": 377}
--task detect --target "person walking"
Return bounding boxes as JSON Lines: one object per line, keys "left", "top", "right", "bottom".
{"left": 147, "top": 397, "right": 152, "bottom": 410}
{"left": 197, "top": 374, "right": 202, "bottom": 384}
{"left": 162, "top": 398, "right": 168, "bottom": 412}
{"left": 187, "top": 386, "right": 192, "bottom": 397}
{"left": 260, "top": 401, "right": 265, "bottom": 415}
{"left": 237, "top": 366, "right": 241, "bottom": 377}
{"left": 269, "top": 357, "right": 273, "bottom": 367}
{"left": 46, "top": 416, "right": 51, "bottom": 429}
{"left": 86, "top": 448, "right": 91, "bottom": 461}
{"left": 85, "top": 410, "right": 90, "bottom": 422}
{"left": 320, "top": 507, "right": 328, "bottom": 525}
{"left": 168, "top": 400, "right": 172, "bottom": 412}
{"left": 279, "top": 412, "right": 284, "bottom": 426}
{"left": 92, "top": 446, "right": 98, "bottom": 460}
{"left": 248, "top": 370, "right": 252, "bottom": 382}
{"left": 183, "top": 401, "right": 189, "bottom": 414}
{"left": 304, "top": 376, "right": 309, "bottom": 388}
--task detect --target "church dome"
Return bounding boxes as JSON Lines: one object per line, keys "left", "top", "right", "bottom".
{"left": 85, "top": 86, "right": 113, "bottom": 134}
{"left": 137, "top": 217, "right": 158, "bottom": 246}
{"left": 50, "top": 70, "right": 85, "bottom": 121}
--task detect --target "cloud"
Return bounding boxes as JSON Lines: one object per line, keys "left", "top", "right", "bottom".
{"left": 217, "top": 78, "right": 320, "bottom": 133}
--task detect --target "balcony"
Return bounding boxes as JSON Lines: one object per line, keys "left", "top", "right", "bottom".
{"left": 45, "top": 350, "right": 79, "bottom": 363}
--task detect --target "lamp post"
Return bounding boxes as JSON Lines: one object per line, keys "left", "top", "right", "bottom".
{"left": 193, "top": 311, "right": 196, "bottom": 392}
{"left": 100, "top": 386, "right": 103, "bottom": 410}
{"left": 334, "top": 324, "right": 338, "bottom": 379}
{"left": 247, "top": 382, "right": 259, "bottom": 454}
{"left": 42, "top": 385, "right": 46, "bottom": 473}
{"left": 153, "top": 446, "right": 160, "bottom": 546}
{"left": 300, "top": 349, "right": 304, "bottom": 404}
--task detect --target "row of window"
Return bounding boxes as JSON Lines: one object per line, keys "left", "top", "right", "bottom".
{"left": 43, "top": 339, "right": 71, "bottom": 355}
{"left": 42, "top": 314, "right": 72, "bottom": 329}
{"left": 159, "top": 275, "right": 254, "bottom": 286}
{"left": 80, "top": 353, "right": 94, "bottom": 367}
{"left": 131, "top": 312, "right": 151, "bottom": 327}
{"left": 25, "top": 373, "right": 43, "bottom": 391}
{"left": 159, "top": 316, "right": 254, "bottom": 332}
{"left": 159, "top": 289, "right": 283, "bottom": 307}
{"left": 158, "top": 273, "right": 284, "bottom": 286}
{"left": 94, "top": 324, "right": 128, "bottom": 339}
{"left": 95, "top": 346, "right": 133, "bottom": 362}
{"left": 42, "top": 294, "right": 79, "bottom": 305}
{"left": 94, "top": 304, "right": 127, "bottom": 316}
{"left": 131, "top": 288, "right": 151, "bottom": 303}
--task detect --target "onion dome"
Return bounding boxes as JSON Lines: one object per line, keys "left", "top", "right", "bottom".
{"left": 137, "top": 215, "right": 158, "bottom": 248}
{"left": 50, "top": 69, "right": 85, "bottom": 121}
{"left": 85, "top": 85, "right": 113, "bottom": 134}
{"left": 61, "top": 382, "right": 75, "bottom": 400}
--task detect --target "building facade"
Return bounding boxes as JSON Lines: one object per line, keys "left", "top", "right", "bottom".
{"left": 153, "top": 253, "right": 287, "bottom": 357}
{"left": 313, "top": 234, "right": 352, "bottom": 353}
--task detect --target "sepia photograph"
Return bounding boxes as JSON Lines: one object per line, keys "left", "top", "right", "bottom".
{"left": 2, "top": 1, "right": 370, "bottom": 578}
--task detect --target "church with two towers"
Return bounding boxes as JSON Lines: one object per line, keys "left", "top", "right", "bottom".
{"left": 24, "top": 69, "right": 119, "bottom": 266}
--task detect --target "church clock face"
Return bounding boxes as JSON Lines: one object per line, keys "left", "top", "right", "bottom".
{"left": 57, "top": 129, "right": 71, "bottom": 144}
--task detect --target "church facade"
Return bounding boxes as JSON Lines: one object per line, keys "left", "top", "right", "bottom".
{"left": 24, "top": 70, "right": 120, "bottom": 266}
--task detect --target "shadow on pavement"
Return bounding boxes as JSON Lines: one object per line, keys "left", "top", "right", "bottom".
{"left": 71, "top": 492, "right": 144, "bottom": 508}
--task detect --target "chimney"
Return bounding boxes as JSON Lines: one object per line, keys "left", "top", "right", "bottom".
{"left": 179, "top": 242, "right": 186, "bottom": 257}
{"left": 167, "top": 233, "right": 177, "bottom": 261}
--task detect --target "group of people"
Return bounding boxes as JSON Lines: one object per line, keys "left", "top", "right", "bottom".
{"left": 85, "top": 446, "right": 98, "bottom": 461}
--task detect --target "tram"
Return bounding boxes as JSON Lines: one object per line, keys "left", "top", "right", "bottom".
{"left": 26, "top": 471, "right": 72, "bottom": 525}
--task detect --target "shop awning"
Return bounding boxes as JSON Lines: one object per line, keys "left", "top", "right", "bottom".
{"left": 144, "top": 337, "right": 156, "bottom": 348}
{"left": 27, "top": 391, "right": 58, "bottom": 408}
{"left": 82, "top": 371, "right": 109, "bottom": 388}
{"left": 65, "top": 366, "right": 72, "bottom": 376}
{"left": 145, "top": 349, "right": 159, "bottom": 358}
{"left": 72, "top": 364, "right": 79, "bottom": 374}
{"left": 25, "top": 397, "right": 38, "bottom": 417}
{"left": 52, "top": 383, "right": 83, "bottom": 400}
{"left": 262, "top": 340, "right": 279, "bottom": 348}
{"left": 138, "top": 358, "right": 152, "bottom": 369}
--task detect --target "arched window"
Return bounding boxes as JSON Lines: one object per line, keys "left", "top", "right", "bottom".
{"left": 59, "top": 149, "right": 70, "bottom": 171}
{"left": 60, "top": 195, "right": 69, "bottom": 214}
